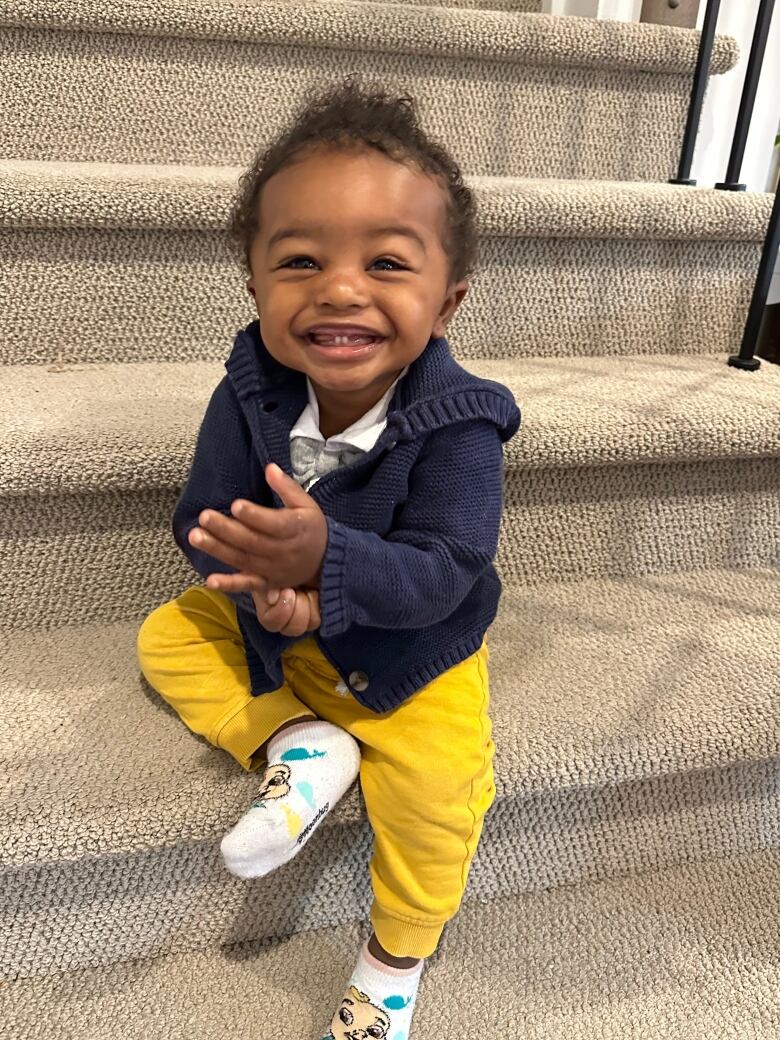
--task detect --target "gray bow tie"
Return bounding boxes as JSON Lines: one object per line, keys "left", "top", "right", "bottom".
{"left": 290, "top": 435, "right": 364, "bottom": 488}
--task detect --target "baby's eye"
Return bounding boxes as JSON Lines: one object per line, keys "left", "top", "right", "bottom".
{"left": 281, "top": 256, "right": 407, "bottom": 271}
{"left": 372, "top": 258, "right": 406, "bottom": 271}
{"left": 367, "top": 1026, "right": 386, "bottom": 1038}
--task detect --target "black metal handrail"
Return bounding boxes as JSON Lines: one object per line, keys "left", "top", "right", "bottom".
{"left": 669, "top": 0, "right": 722, "bottom": 187}
{"left": 670, "top": 0, "right": 778, "bottom": 371}
{"left": 715, "top": 0, "right": 776, "bottom": 193}
{"left": 737, "top": 187, "right": 780, "bottom": 368}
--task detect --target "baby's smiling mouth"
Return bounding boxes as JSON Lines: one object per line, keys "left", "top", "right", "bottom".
{"left": 309, "top": 331, "right": 379, "bottom": 346}
{"left": 303, "top": 331, "right": 386, "bottom": 360}
{"left": 303, "top": 323, "right": 387, "bottom": 347}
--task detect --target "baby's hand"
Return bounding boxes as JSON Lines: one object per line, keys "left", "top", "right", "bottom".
{"left": 205, "top": 569, "right": 320, "bottom": 637}
{"left": 252, "top": 586, "right": 321, "bottom": 637}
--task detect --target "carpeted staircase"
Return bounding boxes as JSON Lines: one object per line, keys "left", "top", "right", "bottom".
{"left": 2, "top": 0, "right": 780, "bottom": 1036}
{"left": 388, "top": 0, "right": 543, "bottom": 8}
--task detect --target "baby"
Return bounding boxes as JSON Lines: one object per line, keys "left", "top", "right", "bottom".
{"left": 137, "top": 75, "right": 520, "bottom": 1039}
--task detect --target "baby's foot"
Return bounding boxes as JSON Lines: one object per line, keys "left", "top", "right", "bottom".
{"left": 221, "top": 719, "right": 360, "bottom": 879}
{"left": 321, "top": 940, "right": 424, "bottom": 1040}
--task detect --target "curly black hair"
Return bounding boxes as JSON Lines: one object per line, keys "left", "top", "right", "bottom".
{"left": 227, "top": 74, "right": 478, "bottom": 286}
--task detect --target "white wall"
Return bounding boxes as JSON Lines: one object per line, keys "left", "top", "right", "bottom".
{"left": 597, "top": 0, "right": 642, "bottom": 19}
{"left": 540, "top": 1, "right": 640, "bottom": 19}
{"left": 541, "top": 1, "right": 595, "bottom": 15}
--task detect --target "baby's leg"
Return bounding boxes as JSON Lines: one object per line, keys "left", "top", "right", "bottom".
{"left": 136, "top": 586, "right": 360, "bottom": 878}
{"left": 321, "top": 643, "right": 495, "bottom": 1040}
{"left": 221, "top": 716, "right": 361, "bottom": 879}
{"left": 137, "top": 586, "right": 314, "bottom": 771}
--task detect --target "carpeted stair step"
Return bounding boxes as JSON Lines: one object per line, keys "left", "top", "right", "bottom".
{"left": 390, "top": 0, "right": 542, "bottom": 9}
{"left": 1, "top": 161, "right": 773, "bottom": 366}
{"left": 0, "top": 2, "right": 737, "bottom": 179}
{"left": 3, "top": 846, "right": 779, "bottom": 1035}
{"left": 2, "top": 352, "right": 779, "bottom": 630}
{"left": 388, "top": 0, "right": 542, "bottom": 8}
{"left": 3, "top": 565, "right": 778, "bottom": 977}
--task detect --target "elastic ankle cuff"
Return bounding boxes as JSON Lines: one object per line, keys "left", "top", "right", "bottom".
{"left": 216, "top": 689, "right": 315, "bottom": 771}
{"left": 267, "top": 718, "right": 340, "bottom": 759}
{"left": 370, "top": 904, "right": 446, "bottom": 959}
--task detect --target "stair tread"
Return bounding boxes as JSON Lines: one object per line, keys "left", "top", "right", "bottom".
{"left": 384, "top": 0, "right": 542, "bottom": 8}
{"left": 3, "top": 565, "right": 778, "bottom": 866}
{"left": 2, "top": 159, "right": 770, "bottom": 241}
{"left": 0, "top": 0, "right": 738, "bottom": 75}
{"left": 3, "top": 353, "right": 779, "bottom": 498}
{"left": 3, "top": 846, "right": 779, "bottom": 1036}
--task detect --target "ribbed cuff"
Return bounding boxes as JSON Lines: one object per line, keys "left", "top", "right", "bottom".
{"left": 215, "top": 688, "right": 316, "bottom": 772}
{"left": 267, "top": 719, "right": 342, "bottom": 761}
{"left": 318, "top": 519, "right": 350, "bottom": 637}
{"left": 370, "top": 902, "right": 447, "bottom": 960}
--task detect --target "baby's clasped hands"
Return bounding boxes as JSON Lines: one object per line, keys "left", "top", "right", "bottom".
{"left": 187, "top": 462, "right": 328, "bottom": 635}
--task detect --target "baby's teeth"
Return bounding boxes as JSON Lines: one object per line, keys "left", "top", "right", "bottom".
{"left": 315, "top": 334, "right": 373, "bottom": 344}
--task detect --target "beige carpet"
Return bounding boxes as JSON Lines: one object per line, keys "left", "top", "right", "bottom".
{"left": 3, "top": 567, "right": 779, "bottom": 982}
{"left": 1, "top": 162, "right": 773, "bottom": 364}
{"left": 2, "top": 0, "right": 779, "bottom": 1033}
{"left": 2, "top": 352, "right": 779, "bottom": 630}
{"left": 388, "top": 0, "right": 542, "bottom": 8}
{"left": 3, "top": 849, "right": 779, "bottom": 1037}
{"left": 0, "top": 4, "right": 737, "bottom": 178}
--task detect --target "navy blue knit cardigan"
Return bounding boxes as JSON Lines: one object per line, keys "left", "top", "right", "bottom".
{"left": 172, "top": 320, "right": 521, "bottom": 712}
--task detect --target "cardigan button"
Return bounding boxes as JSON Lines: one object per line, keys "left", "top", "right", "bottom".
{"left": 349, "top": 670, "right": 369, "bottom": 692}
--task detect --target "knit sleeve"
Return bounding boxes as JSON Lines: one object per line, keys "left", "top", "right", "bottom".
{"left": 317, "top": 420, "right": 504, "bottom": 636}
{"left": 171, "top": 375, "right": 268, "bottom": 617}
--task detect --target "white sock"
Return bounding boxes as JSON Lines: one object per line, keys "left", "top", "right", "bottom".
{"left": 322, "top": 940, "right": 424, "bottom": 1040}
{"left": 220, "top": 719, "right": 361, "bottom": 880}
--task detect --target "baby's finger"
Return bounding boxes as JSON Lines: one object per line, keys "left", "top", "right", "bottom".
{"left": 305, "top": 590, "right": 321, "bottom": 631}
{"left": 207, "top": 572, "right": 265, "bottom": 593}
{"left": 256, "top": 588, "right": 297, "bottom": 633}
{"left": 279, "top": 591, "right": 312, "bottom": 638}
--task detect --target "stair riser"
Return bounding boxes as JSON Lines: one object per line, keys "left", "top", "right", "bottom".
{"left": 0, "top": 25, "right": 692, "bottom": 179}
{"left": 1, "top": 229, "right": 761, "bottom": 365}
{"left": 5, "top": 756, "right": 777, "bottom": 979}
{"left": 499, "top": 456, "right": 780, "bottom": 586}
{"left": 3, "top": 457, "right": 778, "bottom": 631}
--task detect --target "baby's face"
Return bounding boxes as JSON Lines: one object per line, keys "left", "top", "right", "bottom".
{"left": 247, "top": 144, "right": 468, "bottom": 409}
{"left": 329, "top": 987, "right": 390, "bottom": 1039}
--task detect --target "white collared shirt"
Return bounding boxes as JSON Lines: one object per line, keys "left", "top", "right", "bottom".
{"left": 290, "top": 368, "right": 408, "bottom": 490}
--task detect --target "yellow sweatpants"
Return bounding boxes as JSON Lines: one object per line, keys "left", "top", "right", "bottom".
{"left": 136, "top": 585, "right": 496, "bottom": 958}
